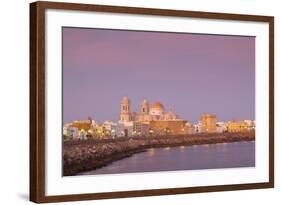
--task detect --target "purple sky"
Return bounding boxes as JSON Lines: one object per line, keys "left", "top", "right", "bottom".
{"left": 63, "top": 27, "right": 255, "bottom": 124}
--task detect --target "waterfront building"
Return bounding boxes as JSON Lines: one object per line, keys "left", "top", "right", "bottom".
{"left": 227, "top": 120, "right": 254, "bottom": 132}
{"left": 63, "top": 126, "right": 79, "bottom": 140}
{"left": 133, "top": 121, "right": 150, "bottom": 136}
{"left": 193, "top": 122, "right": 202, "bottom": 133}
{"left": 102, "top": 121, "right": 117, "bottom": 137}
{"left": 216, "top": 121, "right": 227, "bottom": 133}
{"left": 185, "top": 121, "right": 195, "bottom": 134}
{"left": 63, "top": 118, "right": 96, "bottom": 139}
{"left": 200, "top": 113, "right": 217, "bottom": 133}
{"left": 149, "top": 120, "right": 188, "bottom": 136}
{"left": 78, "top": 129, "right": 87, "bottom": 140}
{"left": 116, "top": 121, "right": 134, "bottom": 137}
{"left": 244, "top": 120, "right": 256, "bottom": 131}
{"left": 94, "top": 124, "right": 107, "bottom": 138}
{"left": 71, "top": 119, "right": 93, "bottom": 131}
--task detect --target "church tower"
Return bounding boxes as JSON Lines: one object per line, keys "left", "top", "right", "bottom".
{"left": 140, "top": 99, "right": 149, "bottom": 114}
{"left": 120, "top": 96, "right": 131, "bottom": 122}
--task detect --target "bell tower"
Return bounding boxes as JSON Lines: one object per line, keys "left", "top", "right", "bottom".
{"left": 140, "top": 99, "right": 149, "bottom": 114}
{"left": 120, "top": 96, "right": 131, "bottom": 122}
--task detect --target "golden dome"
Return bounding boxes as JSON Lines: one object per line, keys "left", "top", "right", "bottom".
{"left": 150, "top": 102, "right": 164, "bottom": 109}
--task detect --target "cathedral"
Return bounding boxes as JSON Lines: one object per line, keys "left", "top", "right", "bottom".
{"left": 117, "top": 96, "right": 191, "bottom": 137}
{"left": 119, "top": 96, "right": 179, "bottom": 123}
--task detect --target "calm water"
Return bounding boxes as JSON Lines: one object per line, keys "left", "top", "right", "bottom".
{"left": 79, "top": 141, "right": 255, "bottom": 175}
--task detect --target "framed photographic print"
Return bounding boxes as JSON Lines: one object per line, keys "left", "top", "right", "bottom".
{"left": 30, "top": 1, "right": 274, "bottom": 203}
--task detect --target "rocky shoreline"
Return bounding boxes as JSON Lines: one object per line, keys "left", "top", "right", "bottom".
{"left": 63, "top": 132, "right": 255, "bottom": 176}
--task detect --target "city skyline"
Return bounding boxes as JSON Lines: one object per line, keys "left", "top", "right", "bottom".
{"left": 63, "top": 27, "right": 255, "bottom": 124}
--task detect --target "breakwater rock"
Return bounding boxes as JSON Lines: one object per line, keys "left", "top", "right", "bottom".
{"left": 63, "top": 132, "right": 255, "bottom": 176}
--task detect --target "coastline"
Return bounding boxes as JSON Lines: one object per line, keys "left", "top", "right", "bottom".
{"left": 63, "top": 132, "right": 255, "bottom": 176}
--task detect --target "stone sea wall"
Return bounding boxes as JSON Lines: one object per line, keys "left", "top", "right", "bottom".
{"left": 63, "top": 132, "right": 255, "bottom": 176}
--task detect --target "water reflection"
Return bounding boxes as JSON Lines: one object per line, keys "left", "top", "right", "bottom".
{"left": 148, "top": 148, "right": 155, "bottom": 156}
{"left": 79, "top": 141, "right": 255, "bottom": 176}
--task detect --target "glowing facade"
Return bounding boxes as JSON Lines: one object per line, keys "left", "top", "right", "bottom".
{"left": 227, "top": 120, "right": 255, "bottom": 133}
{"left": 119, "top": 96, "right": 179, "bottom": 124}
{"left": 200, "top": 113, "right": 217, "bottom": 133}
{"left": 63, "top": 96, "right": 255, "bottom": 139}
{"left": 118, "top": 96, "right": 190, "bottom": 136}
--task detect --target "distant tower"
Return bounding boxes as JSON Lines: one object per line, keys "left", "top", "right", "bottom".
{"left": 200, "top": 113, "right": 217, "bottom": 133}
{"left": 120, "top": 96, "right": 131, "bottom": 122}
{"left": 140, "top": 99, "right": 149, "bottom": 114}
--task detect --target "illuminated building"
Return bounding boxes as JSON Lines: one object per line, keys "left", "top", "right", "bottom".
{"left": 185, "top": 121, "right": 195, "bottom": 134}
{"left": 118, "top": 96, "right": 188, "bottom": 137}
{"left": 119, "top": 96, "right": 179, "bottom": 123}
{"left": 119, "top": 96, "right": 132, "bottom": 122}
{"left": 200, "top": 113, "right": 217, "bottom": 133}
{"left": 71, "top": 119, "right": 92, "bottom": 131}
{"left": 116, "top": 122, "right": 133, "bottom": 137}
{"left": 149, "top": 120, "right": 188, "bottom": 136}
{"left": 63, "top": 118, "right": 97, "bottom": 139}
{"left": 102, "top": 121, "right": 117, "bottom": 137}
{"left": 216, "top": 122, "right": 227, "bottom": 133}
{"left": 133, "top": 122, "right": 150, "bottom": 136}
{"left": 94, "top": 124, "right": 106, "bottom": 138}
{"left": 64, "top": 96, "right": 256, "bottom": 139}
{"left": 227, "top": 120, "right": 254, "bottom": 132}
{"left": 63, "top": 126, "right": 79, "bottom": 140}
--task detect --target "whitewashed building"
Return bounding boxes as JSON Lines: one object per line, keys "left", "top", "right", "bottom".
{"left": 216, "top": 122, "right": 227, "bottom": 133}
{"left": 116, "top": 121, "right": 134, "bottom": 137}
{"left": 194, "top": 121, "right": 202, "bottom": 133}
{"left": 63, "top": 126, "right": 79, "bottom": 140}
{"left": 102, "top": 121, "right": 118, "bottom": 137}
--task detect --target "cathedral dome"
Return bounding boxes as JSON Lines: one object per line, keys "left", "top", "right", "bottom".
{"left": 150, "top": 102, "right": 164, "bottom": 109}
{"left": 150, "top": 102, "right": 164, "bottom": 116}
